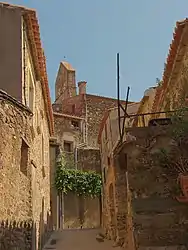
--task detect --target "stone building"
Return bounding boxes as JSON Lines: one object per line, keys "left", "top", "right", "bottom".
{"left": 152, "top": 18, "right": 188, "bottom": 117}
{"left": 52, "top": 61, "right": 130, "bottom": 228}
{"left": 98, "top": 18, "right": 188, "bottom": 249}
{"left": 97, "top": 103, "right": 139, "bottom": 243}
{"left": 0, "top": 3, "right": 54, "bottom": 249}
{"left": 98, "top": 106, "right": 188, "bottom": 249}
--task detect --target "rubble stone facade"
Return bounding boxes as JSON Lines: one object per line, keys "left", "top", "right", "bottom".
{"left": 0, "top": 3, "right": 54, "bottom": 249}
{"left": 99, "top": 112, "right": 188, "bottom": 249}
{"left": 0, "top": 91, "right": 32, "bottom": 221}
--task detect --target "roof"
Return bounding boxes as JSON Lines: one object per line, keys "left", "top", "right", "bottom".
{"left": 61, "top": 61, "right": 75, "bottom": 71}
{"left": 53, "top": 112, "right": 85, "bottom": 120}
{"left": 0, "top": 2, "right": 54, "bottom": 135}
{"left": 86, "top": 94, "right": 128, "bottom": 103}
{"left": 152, "top": 18, "right": 188, "bottom": 113}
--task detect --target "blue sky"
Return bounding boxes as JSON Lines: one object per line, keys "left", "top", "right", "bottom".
{"left": 4, "top": 0, "right": 188, "bottom": 102}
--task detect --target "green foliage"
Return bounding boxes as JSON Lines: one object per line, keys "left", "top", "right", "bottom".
{"left": 55, "top": 154, "right": 102, "bottom": 197}
{"left": 169, "top": 109, "right": 188, "bottom": 142}
{"left": 154, "top": 109, "right": 188, "bottom": 175}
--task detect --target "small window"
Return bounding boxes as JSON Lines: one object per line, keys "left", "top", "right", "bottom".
{"left": 105, "top": 123, "right": 107, "bottom": 139}
{"left": 71, "top": 120, "right": 79, "bottom": 128}
{"left": 28, "top": 71, "right": 34, "bottom": 112}
{"left": 42, "top": 134, "right": 44, "bottom": 165}
{"left": 107, "top": 157, "right": 111, "bottom": 167}
{"left": 64, "top": 141, "right": 72, "bottom": 152}
{"left": 72, "top": 104, "right": 76, "bottom": 113}
{"left": 20, "top": 139, "right": 29, "bottom": 176}
{"left": 103, "top": 168, "right": 106, "bottom": 183}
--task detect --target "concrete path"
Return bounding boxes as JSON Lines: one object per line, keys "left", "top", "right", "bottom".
{"left": 43, "top": 228, "right": 122, "bottom": 250}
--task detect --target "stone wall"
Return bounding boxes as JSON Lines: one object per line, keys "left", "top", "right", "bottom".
{"left": 55, "top": 62, "right": 76, "bottom": 101}
{"left": 0, "top": 220, "right": 33, "bottom": 250}
{"left": 22, "top": 20, "right": 52, "bottom": 249}
{"left": 86, "top": 94, "right": 126, "bottom": 148}
{"left": 0, "top": 91, "right": 32, "bottom": 221}
{"left": 100, "top": 121, "right": 188, "bottom": 249}
{"left": 30, "top": 76, "right": 52, "bottom": 249}
{"left": 116, "top": 127, "right": 188, "bottom": 249}
{"left": 53, "top": 113, "right": 85, "bottom": 148}
{"left": 0, "top": 91, "right": 53, "bottom": 249}
{"left": 63, "top": 148, "right": 101, "bottom": 229}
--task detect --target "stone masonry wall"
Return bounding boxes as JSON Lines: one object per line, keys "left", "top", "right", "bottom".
{"left": 53, "top": 114, "right": 85, "bottom": 148}
{"left": 0, "top": 93, "right": 32, "bottom": 221}
{"left": 86, "top": 94, "right": 126, "bottom": 148}
{"left": 30, "top": 78, "right": 52, "bottom": 249}
{"left": 0, "top": 220, "right": 33, "bottom": 250}
{"left": 63, "top": 149, "right": 101, "bottom": 229}
{"left": 23, "top": 28, "right": 52, "bottom": 249}
{"left": 121, "top": 127, "right": 188, "bottom": 249}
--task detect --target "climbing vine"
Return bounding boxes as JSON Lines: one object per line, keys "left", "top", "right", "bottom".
{"left": 55, "top": 154, "right": 102, "bottom": 197}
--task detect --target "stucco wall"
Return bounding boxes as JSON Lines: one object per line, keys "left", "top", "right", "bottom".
{"left": 0, "top": 5, "right": 22, "bottom": 101}
{"left": 63, "top": 149, "right": 101, "bottom": 229}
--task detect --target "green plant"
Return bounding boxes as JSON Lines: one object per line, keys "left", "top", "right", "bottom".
{"left": 55, "top": 154, "right": 102, "bottom": 197}
{"left": 153, "top": 109, "right": 188, "bottom": 175}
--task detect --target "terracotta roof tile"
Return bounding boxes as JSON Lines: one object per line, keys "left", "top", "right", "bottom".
{"left": 0, "top": 2, "right": 54, "bottom": 135}
{"left": 152, "top": 18, "right": 188, "bottom": 112}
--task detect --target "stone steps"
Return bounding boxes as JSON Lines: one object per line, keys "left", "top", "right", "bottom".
{"left": 132, "top": 197, "right": 188, "bottom": 249}
{"left": 138, "top": 246, "right": 187, "bottom": 250}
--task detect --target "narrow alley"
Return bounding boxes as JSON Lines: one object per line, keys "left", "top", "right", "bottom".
{"left": 43, "top": 229, "right": 122, "bottom": 250}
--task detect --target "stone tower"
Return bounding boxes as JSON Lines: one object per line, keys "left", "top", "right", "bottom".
{"left": 55, "top": 61, "right": 76, "bottom": 102}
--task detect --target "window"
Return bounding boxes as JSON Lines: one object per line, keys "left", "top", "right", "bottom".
{"left": 72, "top": 104, "right": 76, "bottom": 113}
{"left": 107, "top": 157, "right": 111, "bottom": 167}
{"left": 42, "top": 134, "right": 44, "bottom": 165}
{"left": 71, "top": 120, "right": 79, "bottom": 128}
{"left": 28, "top": 71, "right": 34, "bottom": 112}
{"left": 64, "top": 141, "right": 73, "bottom": 152}
{"left": 20, "top": 139, "right": 29, "bottom": 176}
{"left": 105, "top": 123, "right": 107, "bottom": 139}
{"left": 103, "top": 168, "right": 106, "bottom": 183}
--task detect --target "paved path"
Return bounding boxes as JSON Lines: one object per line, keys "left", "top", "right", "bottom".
{"left": 43, "top": 228, "right": 122, "bottom": 250}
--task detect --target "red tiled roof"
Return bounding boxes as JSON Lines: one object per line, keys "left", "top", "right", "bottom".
{"left": 152, "top": 19, "right": 188, "bottom": 112}
{"left": 25, "top": 9, "right": 54, "bottom": 135}
{"left": 1, "top": 2, "right": 54, "bottom": 135}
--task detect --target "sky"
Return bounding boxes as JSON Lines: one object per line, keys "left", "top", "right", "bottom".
{"left": 4, "top": 0, "right": 188, "bottom": 102}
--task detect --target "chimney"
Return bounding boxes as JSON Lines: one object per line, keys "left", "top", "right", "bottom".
{"left": 78, "top": 81, "right": 87, "bottom": 95}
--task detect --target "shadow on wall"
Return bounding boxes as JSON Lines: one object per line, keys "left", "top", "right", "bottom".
{"left": 0, "top": 220, "right": 34, "bottom": 250}
{"left": 64, "top": 192, "right": 101, "bottom": 229}
{"left": 0, "top": 204, "right": 53, "bottom": 250}
{"left": 38, "top": 197, "right": 53, "bottom": 250}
